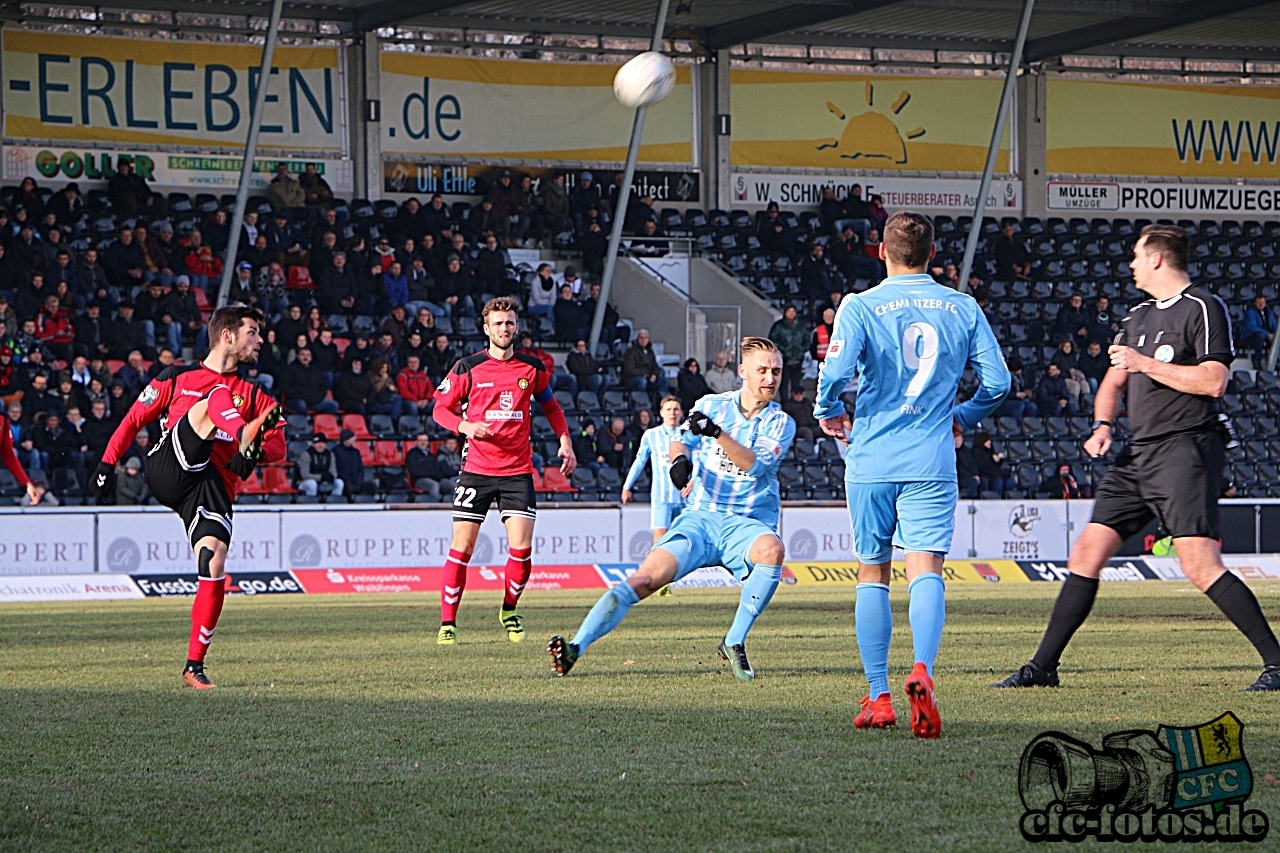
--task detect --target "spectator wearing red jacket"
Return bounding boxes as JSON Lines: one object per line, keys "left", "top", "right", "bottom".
{"left": 395, "top": 353, "right": 435, "bottom": 416}
{"left": 182, "top": 229, "right": 223, "bottom": 291}
{"left": 36, "top": 294, "right": 75, "bottom": 364}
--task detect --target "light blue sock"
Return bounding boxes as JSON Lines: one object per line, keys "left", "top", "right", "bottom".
{"left": 724, "top": 563, "right": 781, "bottom": 646}
{"left": 570, "top": 582, "right": 640, "bottom": 653}
{"left": 855, "top": 582, "right": 892, "bottom": 697}
{"left": 907, "top": 572, "right": 946, "bottom": 676}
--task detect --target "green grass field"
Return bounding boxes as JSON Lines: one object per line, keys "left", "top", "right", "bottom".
{"left": 4, "top": 583, "right": 1280, "bottom": 852}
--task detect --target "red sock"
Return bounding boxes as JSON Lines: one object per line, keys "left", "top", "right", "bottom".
{"left": 440, "top": 549, "right": 471, "bottom": 624}
{"left": 187, "top": 576, "right": 227, "bottom": 662}
{"left": 205, "top": 385, "right": 246, "bottom": 438}
{"left": 503, "top": 546, "right": 533, "bottom": 610}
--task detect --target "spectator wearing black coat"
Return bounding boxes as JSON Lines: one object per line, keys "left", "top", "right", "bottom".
{"left": 333, "top": 429, "right": 368, "bottom": 498}
{"left": 333, "top": 357, "right": 377, "bottom": 415}
{"left": 106, "top": 159, "right": 157, "bottom": 221}
{"left": 1039, "top": 463, "right": 1085, "bottom": 499}
{"left": 566, "top": 338, "right": 607, "bottom": 400}
{"left": 102, "top": 228, "right": 146, "bottom": 291}
{"left": 106, "top": 303, "right": 150, "bottom": 361}
{"left": 676, "top": 358, "right": 711, "bottom": 414}
{"left": 956, "top": 431, "right": 981, "bottom": 499}
{"left": 971, "top": 431, "right": 1007, "bottom": 496}
{"left": 406, "top": 433, "right": 457, "bottom": 500}
{"left": 1035, "top": 363, "right": 1077, "bottom": 417}
{"left": 280, "top": 347, "right": 338, "bottom": 414}
{"left": 781, "top": 388, "right": 818, "bottom": 442}
{"left": 1087, "top": 296, "right": 1119, "bottom": 345}
{"left": 993, "top": 223, "right": 1031, "bottom": 281}
{"left": 1053, "top": 293, "right": 1090, "bottom": 349}
{"left": 1078, "top": 340, "right": 1109, "bottom": 394}
{"left": 553, "top": 285, "right": 591, "bottom": 343}
{"left": 424, "top": 333, "right": 457, "bottom": 383}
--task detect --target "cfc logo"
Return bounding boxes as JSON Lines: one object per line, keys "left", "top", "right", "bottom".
{"left": 518, "top": 378, "right": 529, "bottom": 390}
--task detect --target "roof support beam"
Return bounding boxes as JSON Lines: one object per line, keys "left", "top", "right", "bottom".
{"left": 1023, "top": 0, "right": 1275, "bottom": 62}
{"left": 354, "top": 0, "right": 478, "bottom": 32}
{"left": 702, "top": 1, "right": 905, "bottom": 51}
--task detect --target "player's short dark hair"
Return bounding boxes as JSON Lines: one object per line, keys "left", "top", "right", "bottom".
{"left": 741, "top": 336, "right": 777, "bottom": 358}
{"left": 1139, "top": 224, "right": 1189, "bottom": 272}
{"left": 883, "top": 211, "right": 935, "bottom": 268}
{"left": 209, "top": 305, "right": 264, "bottom": 343}
{"left": 482, "top": 295, "right": 521, "bottom": 319}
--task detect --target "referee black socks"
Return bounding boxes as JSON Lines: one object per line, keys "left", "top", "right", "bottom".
{"left": 1031, "top": 573, "right": 1099, "bottom": 671}
{"left": 1206, "top": 572, "right": 1280, "bottom": 668}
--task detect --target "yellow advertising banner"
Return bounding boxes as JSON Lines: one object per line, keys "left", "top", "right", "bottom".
{"left": 729, "top": 69, "right": 1009, "bottom": 171}
{"left": 379, "top": 53, "right": 693, "bottom": 163}
{"left": 785, "top": 560, "right": 1028, "bottom": 585}
{"left": 1048, "top": 78, "right": 1280, "bottom": 178}
{"left": 1, "top": 31, "right": 343, "bottom": 151}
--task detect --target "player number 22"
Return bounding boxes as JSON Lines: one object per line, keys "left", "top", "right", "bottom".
{"left": 902, "top": 321, "right": 939, "bottom": 398}
{"left": 453, "top": 486, "right": 477, "bottom": 508}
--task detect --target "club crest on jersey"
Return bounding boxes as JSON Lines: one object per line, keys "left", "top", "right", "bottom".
{"left": 138, "top": 385, "right": 159, "bottom": 406}
{"left": 232, "top": 393, "right": 245, "bottom": 408}
{"left": 518, "top": 378, "right": 529, "bottom": 390}
{"left": 499, "top": 390, "right": 515, "bottom": 411}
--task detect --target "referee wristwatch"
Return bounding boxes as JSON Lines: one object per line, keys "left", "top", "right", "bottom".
{"left": 1091, "top": 419, "right": 1112, "bottom": 432}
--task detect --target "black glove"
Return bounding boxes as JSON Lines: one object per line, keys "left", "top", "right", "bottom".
{"left": 224, "top": 451, "right": 258, "bottom": 481}
{"left": 669, "top": 454, "right": 693, "bottom": 490}
{"left": 685, "top": 411, "right": 722, "bottom": 438}
{"left": 92, "top": 461, "right": 116, "bottom": 500}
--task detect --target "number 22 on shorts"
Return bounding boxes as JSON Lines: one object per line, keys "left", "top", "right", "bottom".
{"left": 453, "top": 486, "right": 477, "bottom": 507}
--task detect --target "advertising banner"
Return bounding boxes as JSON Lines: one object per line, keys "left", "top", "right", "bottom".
{"left": 1145, "top": 554, "right": 1280, "bottom": 582}
{"left": 780, "top": 504, "right": 972, "bottom": 562}
{"left": 1048, "top": 78, "right": 1280, "bottom": 179}
{"left": 98, "top": 509, "right": 280, "bottom": 574}
{"left": 382, "top": 161, "right": 699, "bottom": 202}
{"left": 785, "top": 559, "right": 1027, "bottom": 585}
{"left": 730, "top": 172, "right": 1021, "bottom": 212}
{"left": 595, "top": 563, "right": 746, "bottom": 589}
{"left": 1047, "top": 178, "right": 1280, "bottom": 215}
{"left": 379, "top": 53, "right": 692, "bottom": 162}
{"left": 2, "top": 145, "right": 353, "bottom": 193}
{"left": 2, "top": 31, "right": 343, "bottom": 152}
{"left": 620, "top": 504, "right": 661, "bottom": 563}
{"left": 291, "top": 564, "right": 604, "bottom": 594}
{"left": 131, "top": 571, "right": 304, "bottom": 597}
{"left": 0, "top": 573, "right": 142, "bottom": 602}
{"left": 0, "top": 512, "right": 95, "bottom": 574}
{"left": 281, "top": 507, "right": 621, "bottom": 569}
{"left": 730, "top": 69, "right": 1009, "bottom": 171}
{"left": 970, "top": 500, "right": 1071, "bottom": 561}
{"left": 1016, "top": 558, "right": 1156, "bottom": 582}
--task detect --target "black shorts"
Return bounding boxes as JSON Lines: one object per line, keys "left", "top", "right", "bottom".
{"left": 1090, "top": 429, "right": 1224, "bottom": 542}
{"left": 144, "top": 414, "right": 234, "bottom": 547}
{"left": 450, "top": 472, "right": 537, "bottom": 524}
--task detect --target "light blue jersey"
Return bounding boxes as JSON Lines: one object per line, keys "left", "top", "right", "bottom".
{"left": 814, "top": 274, "right": 1010, "bottom": 483}
{"left": 678, "top": 391, "right": 797, "bottom": 529}
{"left": 623, "top": 424, "right": 685, "bottom": 506}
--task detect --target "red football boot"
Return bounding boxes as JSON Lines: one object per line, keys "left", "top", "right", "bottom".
{"left": 904, "top": 662, "right": 941, "bottom": 739}
{"left": 853, "top": 692, "right": 896, "bottom": 729}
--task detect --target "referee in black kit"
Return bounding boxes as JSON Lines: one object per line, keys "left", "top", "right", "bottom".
{"left": 995, "top": 224, "right": 1280, "bottom": 692}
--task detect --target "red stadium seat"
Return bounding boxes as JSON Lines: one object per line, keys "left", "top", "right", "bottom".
{"left": 313, "top": 414, "right": 341, "bottom": 439}
{"left": 356, "top": 441, "right": 376, "bottom": 466}
{"left": 530, "top": 469, "right": 545, "bottom": 491}
{"left": 238, "top": 470, "right": 266, "bottom": 494}
{"left": 262, "top": 467, "right": 297, "bottom": 494}
{"left": 540, "top": 468, "right": 577, "bottom": 492}
{"left": 286, "top": 265, "right": 315, "bottom": 290}
{"left": 373, "top": 440, "right": 404, "bottom": 466}
{"left": 342, "top": 414, "right": 373, "bottom": 439}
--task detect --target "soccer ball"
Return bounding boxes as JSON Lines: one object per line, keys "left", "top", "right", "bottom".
{"left": 613, "top": 51, "right": 676, "bottom": 109}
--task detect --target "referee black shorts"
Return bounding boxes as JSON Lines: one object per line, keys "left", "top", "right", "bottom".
{"left": 450, "top": 471, "right": 537, "bottom": 525}
{"left": 144, "top": 414, "right": 234, "bottom": 547}
{"left": 1089, "top": 429, "right": 1225, "bottom": 542}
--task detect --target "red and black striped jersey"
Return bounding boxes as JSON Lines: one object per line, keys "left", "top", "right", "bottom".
{"left": 431, "top": 350, "right": 568, "bottom": 476}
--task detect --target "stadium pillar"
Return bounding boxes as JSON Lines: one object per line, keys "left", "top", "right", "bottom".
{"left": 589, "top": 0, "right": 672, "bottom": 354}
{"left": 361, "top": 31, "right": 383, "bottom": 201}
{"left": 958, "top": 0, "right": 1035, "bottom": 295}
{"left": 714, "top": 49, "right": 733, "bottom": 212}
{"left": 696, "top": 61, "right": 718, "bottom": 209}
{"left": 1016, "top": 69, "right": 1048, "bottom": 221}
{"left": 216, "top": 0, "right": 286, "bottom": 309}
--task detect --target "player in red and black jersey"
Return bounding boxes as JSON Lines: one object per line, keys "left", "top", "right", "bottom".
{"left": 93, "top": 306, "right": 285, "bottom": 689}
{"left": 431, "top": 296, "right": 576, "bottom": 644}
{"left": 0, "top": 410, "right": 43, "bottom": 505}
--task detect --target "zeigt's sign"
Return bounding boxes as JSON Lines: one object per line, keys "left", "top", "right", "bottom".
{"left": 970, "top": 500, "right": 1071, "bottom": 561}
{"left": 2, "top": 31, "right": 343, "bottom": 151}
{"left": 1048, "top": 179, "right": 1280, "bottom": 215}
{"left": 2, "top": 145, "right": 353, "bottom": 193}
{"left": 731, "top": 172, "right": 1021, "bottom": 212}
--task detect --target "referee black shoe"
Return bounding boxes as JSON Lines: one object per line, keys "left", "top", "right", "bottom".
{"left": 1242, "top": 665, "right": 1280, "bottom": 692}
{"left": 990, "top": 662, "right": 1059, "bottom": 688}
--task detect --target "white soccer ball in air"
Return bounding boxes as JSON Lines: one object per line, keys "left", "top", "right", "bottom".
{"left": 614, "top": 51, "right": 676, "bottom": 109}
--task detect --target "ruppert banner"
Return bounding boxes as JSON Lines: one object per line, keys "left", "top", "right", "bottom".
{"left": 379, "top": 53, "right": 693, "bottom": 163}
{"left": 1, "top": 31, "right": 343, "bottom": 152}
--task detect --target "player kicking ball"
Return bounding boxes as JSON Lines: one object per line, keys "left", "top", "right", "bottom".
{"left": 816, "top": 212, "right": 1009, "bottom": 737}
{"left": 994, "top": 225, "right": 1280, "bottom": 693}
{"left": 621, "top": 395, "right": 686, "bottom": 594}
{"left": 92, "top": 306, "right": 284, "bottom": 689}
{"left": 431, "top": 296, "right": 575, "bottom": 644}
{"left": 549, "top": 337, "right": 795, "bottom": 680}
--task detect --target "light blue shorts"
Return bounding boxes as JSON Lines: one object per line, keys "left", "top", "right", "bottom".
{"left": 848, "top": 480, "right": 958, "bottom": 563}
{"left": 651, "top": 501, "right": 683, "bottom": 530}
{"left": 653, "top": 509, "right": 777, "bottom": 581}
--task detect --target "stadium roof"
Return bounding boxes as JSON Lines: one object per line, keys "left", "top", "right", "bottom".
{"left": 12, "top": 1, "right": 1280, "bottom": 62}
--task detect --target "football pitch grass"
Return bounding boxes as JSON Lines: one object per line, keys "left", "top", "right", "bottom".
{"left": 4, "top": 583, "right": 1280, "bottom": 852}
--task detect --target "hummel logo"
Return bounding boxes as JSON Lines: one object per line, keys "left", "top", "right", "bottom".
{"left": 198, "top": 626, "right": 215, "bottom": 644}
{"left": 96, "top": 474, "right": 106, "bottom": 487}
{"left": 444, "top": 594, "right": 460, "bottom": 604}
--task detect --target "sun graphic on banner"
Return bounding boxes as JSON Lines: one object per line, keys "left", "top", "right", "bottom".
{"left": 815, "top": 81, "right": 926, "bottom": 164}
